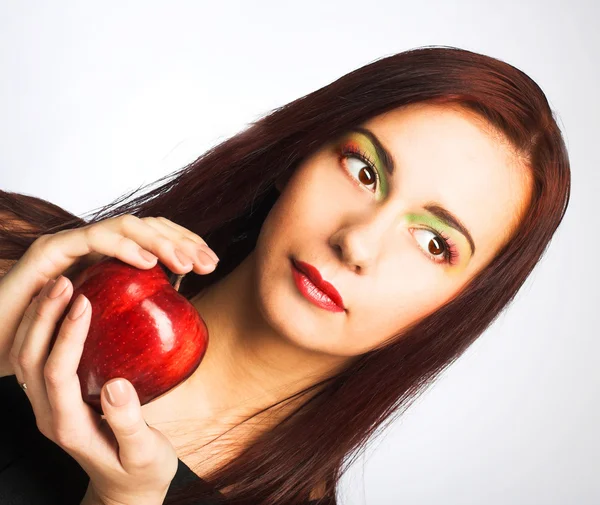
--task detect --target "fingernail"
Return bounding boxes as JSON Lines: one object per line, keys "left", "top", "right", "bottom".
{"left": 68, "top": 294, "right": 88, "bottom": 320}
{"left": 205, "top": 248, "right": 219, "bottom": 263}
{"left": 49, "top": 276, "right": 68, "bottom": 299}
{"left": 196, "top": 249, "right": 216, "bottom": 267}
{"left": 106, "top": 379, "right": 130, "bottom": 406}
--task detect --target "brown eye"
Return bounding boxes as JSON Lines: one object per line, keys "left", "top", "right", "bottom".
{"left": 345, "top": 156, "right": 378, "bottom": 193}
{"left": 428, "top": 236, "right": 444, "bottom": 255}
{"left": 411, "top": 228, "right": 449, "bottom": 264}
{"left": 358, "top": 166, "right": 376, "bottom": 186}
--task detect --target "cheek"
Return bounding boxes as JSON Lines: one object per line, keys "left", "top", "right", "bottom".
{"left": 261, "top": 166, "right": 341, "bottom": 248}
{"left": 253, "top": 168, "right": 334, "bottom": 316}
{"left": 342, "top": 264, "right": 465, "bottom": 354}
{"left": 253, "top": 178, "right": 315, "bottom": 306}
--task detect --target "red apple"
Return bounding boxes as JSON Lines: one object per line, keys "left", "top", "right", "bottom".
{"left": 50, "top": 257, "right": 209, "bottom": 415}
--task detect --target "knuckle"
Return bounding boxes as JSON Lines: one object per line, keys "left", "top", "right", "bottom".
{"left": 53, "top": 427, "right": 80, "bottom": 449}
{"left": 119, "top": 420, "right": 143, "bottom": 438}
{"left": 17, "top": 351, "right": 35, "bottom": 369}
{"left": 21, "top": 306, "right": 36, "bottom": 324}
{"left": 52, "top": 429, "right": 70, "bottom": 447}
{"left": 119, "top": 214, "right": 140, "bottom": 231}
{"left": 33, "top": 298, "right": 51, "bottom": 319}
{"left": 8, "top": 349, "right": 20, "bottom": 368}
{"left": 43, "top": 363, "right": 65, "bottom": 387}
{"left": 30, "top": 235, "right": 51, "bottom": 256}
{"left": 181, "top": 236, "right": 200, "bottom": 248}
{"left": 52, "top": 228, "right": 69, "bottom": 237}
{"left": 34, "top": 233, "right": 51, "bottom": 245}
{"left": 115, "top": 234, "right": 132, "bottom": 252}
{"left": 159, "top": 233, "right": 175, "bottom": 248}
{"left": 186, "top": 233, "right": 206, "bottom": 246}
{"left": 151, "top": 234, "right": 173, "bottom": 255}
{"left": 83, "top": 223, "right": 102, "bottom": 242}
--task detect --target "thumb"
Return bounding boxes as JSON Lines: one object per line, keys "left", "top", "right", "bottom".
{"left": 101, "top": 378, "right": 159, "bottom": 470}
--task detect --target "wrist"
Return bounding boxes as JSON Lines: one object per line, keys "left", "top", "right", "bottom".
{"left": 80, "top": 484, "right": 105, "bottom": 505}
{"left": 81, "top": 482, "right": 169, "bottom": 505}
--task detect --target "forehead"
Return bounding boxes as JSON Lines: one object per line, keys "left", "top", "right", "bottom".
{"left": 361, "top": 102, "right": 532, "bottom": 264}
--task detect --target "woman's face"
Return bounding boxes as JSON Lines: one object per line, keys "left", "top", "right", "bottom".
{"left": 252, "top": 102, "right": 533, "bottom": 356}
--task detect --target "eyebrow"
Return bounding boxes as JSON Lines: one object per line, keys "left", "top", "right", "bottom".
{"left": 423, "top": 204, "right": 476, "bottom": 257}
{"left": 349, "top": 126, "right": 476, "bottom": 257}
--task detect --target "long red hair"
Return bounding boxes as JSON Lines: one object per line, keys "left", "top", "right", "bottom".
{"left": 0, "top": 45, "right": 570, "bottom": 504}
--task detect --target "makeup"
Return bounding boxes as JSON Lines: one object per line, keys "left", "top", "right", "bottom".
{"left": 291, "top": 259, "right": 345, "bottom": 313}
{"left": 335, "top": 129, "right": 472, "bottom": 272}
{"left": 336, "top": 132, "right": 389, "bottom": 201}
{"left": 404, "top": 213, "right": 465, "bottom": 268}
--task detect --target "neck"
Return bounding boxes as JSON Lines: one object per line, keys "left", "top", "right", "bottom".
{"left": 180, "top": 250, "right": 345, "bottom": 427}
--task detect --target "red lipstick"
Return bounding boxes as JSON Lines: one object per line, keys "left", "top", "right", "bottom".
{"left": 291, "top": 258, "right": 345, "bottom": 313}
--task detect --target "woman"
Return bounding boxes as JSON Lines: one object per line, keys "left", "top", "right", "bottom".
{"left": 0, "top": 45, "right": 571, "bottom": 505}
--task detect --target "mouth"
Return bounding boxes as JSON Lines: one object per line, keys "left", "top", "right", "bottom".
{"left": 291, "top": 258, "right": 346, "bottom": 312}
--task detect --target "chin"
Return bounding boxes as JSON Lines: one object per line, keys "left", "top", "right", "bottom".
{"left": 254, "top": 258, "right": 342, "bottom": 355}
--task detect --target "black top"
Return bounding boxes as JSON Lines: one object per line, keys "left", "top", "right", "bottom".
{"left": 0, "top": 374, "right": 227, "bottom": 504}
{"left": 0, "top": 375, "right": 325, "bottom": 505}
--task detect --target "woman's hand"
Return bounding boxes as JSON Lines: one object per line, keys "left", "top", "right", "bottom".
{"left": 10, "top": 274, "right": 180, "bottom": 505}
{"left": 0, "top": 214, "right": 219, "bottom": 376}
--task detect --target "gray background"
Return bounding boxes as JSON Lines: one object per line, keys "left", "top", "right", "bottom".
{"left": 1, "top": 1, "right": 597, "bottom": 504}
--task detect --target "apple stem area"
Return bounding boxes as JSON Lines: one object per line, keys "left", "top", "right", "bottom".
{"left": 173, "top": 274, "right": 185, "bottom": 292}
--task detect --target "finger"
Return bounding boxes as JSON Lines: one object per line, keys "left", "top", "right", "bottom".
{"left": 25, "top": 285, "right": 119, "bottom": 465}
{"left": 153, "top": 217, "right": 220, "bottom": 264}
{"left": 23, "top": 214, "right": 218, "bottom": 298}
{"left": 10, "top": 292, "right": 43, "bottom": 379}
{"left": 26, "top": 219, "right": 161, "bottom": 284}
{"left": 141, "top": 216, "right": 219, "bottom": 262}
{"left": 143, "top": 216, "right": 208, "bottom": 248}
{"left": 11, "top": 278, "right": 58, "bottom": 375}
{"left": 44, "top": 289, "right": 97, "bottom": 435}
{"left": 100, "top": 378, "right": 170, "bottom": 472}
{"left": 12, "top": 277, "right": 73, "bottom": 420}
{"left": 113, "top": 214, "right": 217, "bottom": 274}
{"left": 141, "top": 218, "right": 218, "bottom": 275}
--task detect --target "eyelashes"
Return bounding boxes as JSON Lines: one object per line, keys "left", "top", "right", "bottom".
{"left": 410, "top": 228, "right": 461, "bottom": 266}
{"left": 337, "top": 141, "right": 460, "bottom": 266}
{"left": 337, "top": 142, "right": 381, "bottom": 195}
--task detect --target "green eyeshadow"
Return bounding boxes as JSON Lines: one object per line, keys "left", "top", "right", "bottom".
{"left": 344, "top": 132, "right": 389, "bottom": 199}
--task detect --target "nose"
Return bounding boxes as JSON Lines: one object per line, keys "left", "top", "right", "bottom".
{"left": 329, "top": 203, "right": 404, "bottom": 274}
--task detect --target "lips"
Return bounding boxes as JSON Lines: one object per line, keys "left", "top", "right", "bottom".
{"left": 292, "top": 258, "right": 345, "bottom": 310}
